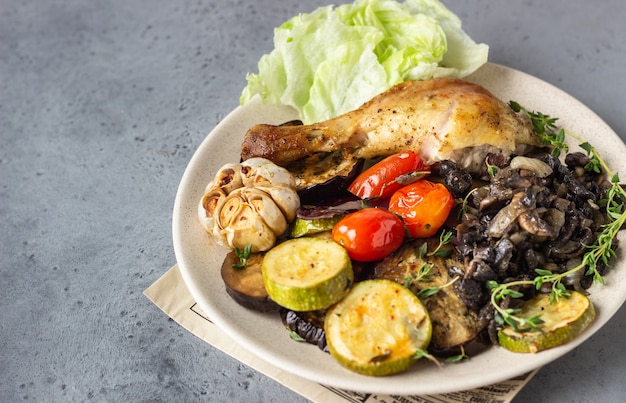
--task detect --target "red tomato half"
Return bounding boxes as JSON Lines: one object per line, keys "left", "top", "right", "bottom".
{"left": 332, "top": 208, "right": 405, "bottom": 262}
{"left": 389, "top": 180, "right": 454, "bottom": 238}
{"left": 348, "top": 151, "right": 430, "bottom": 199}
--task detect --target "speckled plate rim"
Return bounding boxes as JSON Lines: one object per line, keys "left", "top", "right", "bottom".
{"left": 173, "top": 63, "right": 626, "bottom": 395}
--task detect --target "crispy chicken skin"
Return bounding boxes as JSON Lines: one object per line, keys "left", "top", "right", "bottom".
{"left": 240, "top": 78, "right": 542, "bottom": 173}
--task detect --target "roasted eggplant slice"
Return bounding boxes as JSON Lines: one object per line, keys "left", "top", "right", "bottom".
{"left": 220, "top": 250, "right": 279, "bottom": 313}
{"left": 279, "top": 308, "right": 329, "bottom": 353}
{"left": 286, "top": 150, "right": 364, "bottom": 204}
{"left": 372, "top": 238, "right": 488, "bottom": 356}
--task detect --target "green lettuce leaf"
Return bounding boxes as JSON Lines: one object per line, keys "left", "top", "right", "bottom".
{"left": 240, "top": 0, "right": 488, "bottom": 124}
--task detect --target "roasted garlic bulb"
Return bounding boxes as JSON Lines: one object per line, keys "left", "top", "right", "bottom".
{"left": 198, "top": 158, "right": 300, "bottom": 252}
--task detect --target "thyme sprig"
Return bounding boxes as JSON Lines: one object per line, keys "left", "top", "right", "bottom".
{"left": 488, "top": 103, "right": 626, "bottom": 332}
{"left": 403, "top": 238, "right": 459, "bottom": 298}
{"left": 485, "top": 158, "right": 500, "bottom": 177}
{"left": 458, "top": 188, "right": 478, "bottom": 219}
{"left": 487, "top": 279, "right": 545, "bottom": 332}
{"left": 509, "top": 101, "right": 568, "bottom": 157}
{"left": 413, "top": 348, "right": 442, "bottom": 368}
{"left": 427, "top": 229, "right": 453, "bottom": 257}
{"left": 413, "top": 347, "right": 468, "bottom": 367}
{"left": 402, "top": 238, "right": 458, "bottom": 297}
{"left": 232, "top": 244, "right": 252, "bottom": 270}
{"left": 404, "top": 262, "right": 433, "bottom": 288}
{"left": 418, "top": 276, "right": 459, "bottom": 299}
{"left": 444, "top": 346, "right": 470, "bottom": 363}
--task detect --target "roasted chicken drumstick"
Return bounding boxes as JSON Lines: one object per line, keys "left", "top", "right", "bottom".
{"left": 240, "top": 78, "right": 542, "bottom": 173}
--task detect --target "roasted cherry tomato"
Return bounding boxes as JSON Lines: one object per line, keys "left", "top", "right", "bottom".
{"left": 389, "top": 180, "right": 454, "bottom": 238}
{"left": 348, "top": 151, "right": 430, "bottom": 199}
{"left": 332, "top": 208, "right": 405, "bottom": 262}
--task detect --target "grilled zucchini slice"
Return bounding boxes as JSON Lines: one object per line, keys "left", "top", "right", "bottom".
{"left": 498, "top": 291, "right": 595, "bottom": 353}
{"left": 262, "top": 237, "right": 353, "bottom": 311}
{"left": 325, "top": 279, "right": 432, "bottom": 376}
{"left": 290, "top": 216, "right": 344, "bottom": 238}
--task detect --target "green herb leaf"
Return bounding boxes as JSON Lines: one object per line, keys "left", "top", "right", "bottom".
{"left": 509, "top": 101, "right": 568, "bottom": 156}
{"left": 415, "top": 263, "right": 434, "bottom": 283}
{"left": 232, "top": 244, "right": 253, "bottom": 270}
{"left": 486, "top": 280, "right": 499, "bottom": 291}
{"left": 417, "top": 242, "right": 428, "bottom": 259}
{"left": 418, "top": 287, "right": 440, "bottom": 298}
{"left": 403, "top": 275, "right": 413, "bottom": 289}
{"left": 428, "top": 230, "right": 453, "bottom": 257}
{"left": 444, "top": 346, "right": 469, "bottom": 363}
{"left": 288, "top": 330, "right": 306, "bottom": 343}
{"left": 508, "top": 101, "right": 522, "bottom": 112}
{"left": 412, "top": 349, "right": 430, "bottom": 360}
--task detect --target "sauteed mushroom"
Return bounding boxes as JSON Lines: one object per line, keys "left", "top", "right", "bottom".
{"left": 453, "top": 151, "right": 614, "bottom": 344}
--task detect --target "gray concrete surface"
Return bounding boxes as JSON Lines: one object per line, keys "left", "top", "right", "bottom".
{"left": 1, "top": 0, "right": 625, "bottom": 401}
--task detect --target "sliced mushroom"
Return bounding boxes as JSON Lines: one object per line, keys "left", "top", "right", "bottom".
{"left": 509, "top": 156, "right": 553, "bottom": 178}
{"left": 487, "top": 190, "right": 532, "bottom": 237}
{"left": 549, "top": 227, "right": 594, "bottom": 259}
{"left": 493, "top": 237, "right": 515, "bottom": 275}
{"left": 518, "top": 210, "right": 558, "bottom": 239}
{"left": 542, "top": 208, "right": 566, "bottom": 232}
{"left": 564, "top": 152, "right": 591, "bottom": 170}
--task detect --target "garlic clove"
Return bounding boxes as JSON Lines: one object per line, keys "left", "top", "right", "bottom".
{"left": 241, "top": 188, "right": 288, "bottom": 236}
{"left": 240, "top": 158, "right": 296, "bottom": 189}
{"left": 214, "top": 188, "right": 279, "bottom": 252}
{"left": 257, "top": 185, "right": 299, "bottom": 222}
{"left": 198, "top": 188, "right": 226, "bottom": 232}
{"left": 206, "top": 162, "right": 244, "bottom": 194}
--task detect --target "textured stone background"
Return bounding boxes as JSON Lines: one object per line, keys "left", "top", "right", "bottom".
{"left": 1, "top": 0, "right": 624, "bottom": 401}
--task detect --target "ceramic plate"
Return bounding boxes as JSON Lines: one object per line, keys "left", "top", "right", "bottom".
{"left": 172, "top": 63, "right": 626, "bottom": 395}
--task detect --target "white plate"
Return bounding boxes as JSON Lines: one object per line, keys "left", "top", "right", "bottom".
{"left": 173, "top": 63, "right": 626, "bottom": 395}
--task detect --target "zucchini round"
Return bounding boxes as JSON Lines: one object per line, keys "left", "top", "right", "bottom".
{"left": 498, "top": 291, "right": 596, "bottom": 353}
{"left": 262, "top": 237, "right": 353, "bottom": 311}
{"left": 290, "top": 216, "right": 344, "bottom": 238}
{"left": 325, "top": 279, "right": 432, "bottom": 376}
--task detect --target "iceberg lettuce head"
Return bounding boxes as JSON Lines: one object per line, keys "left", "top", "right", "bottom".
{"left": 240, "top": 0, "right": 488, "bottom": 124}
